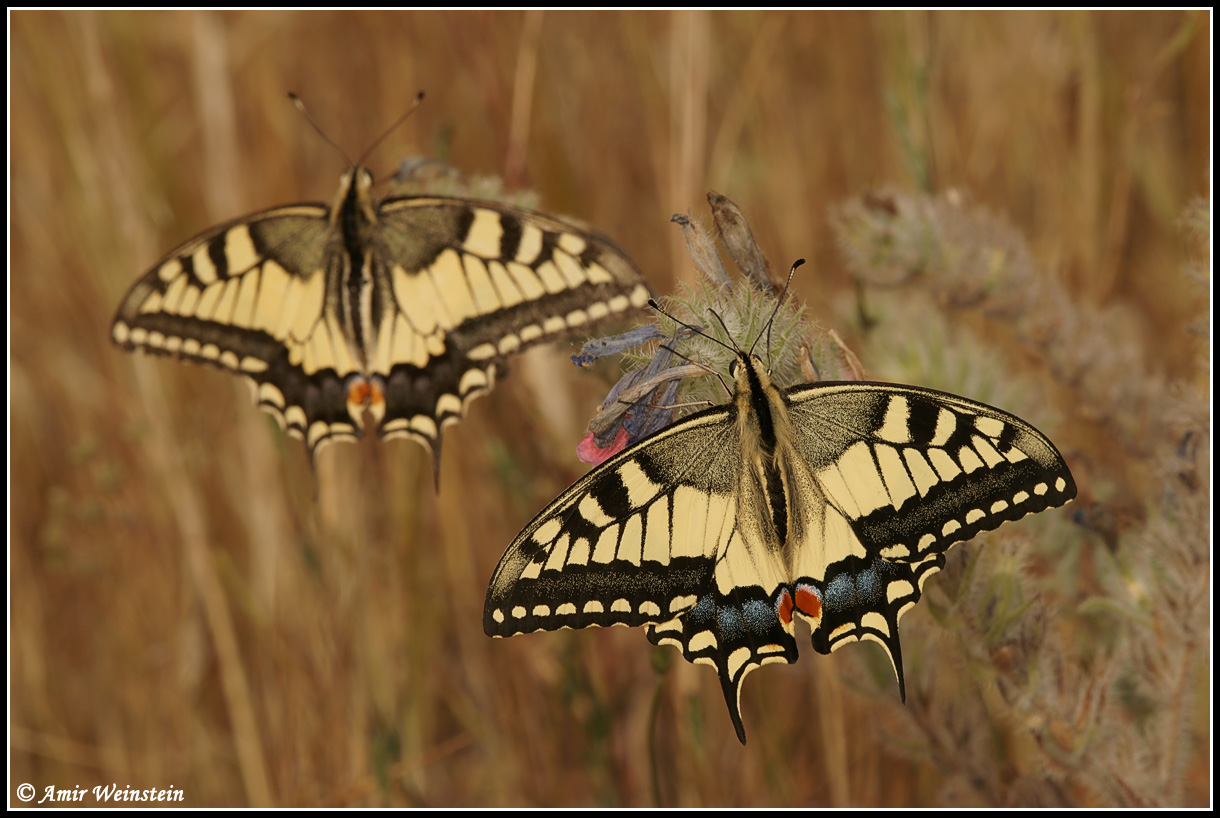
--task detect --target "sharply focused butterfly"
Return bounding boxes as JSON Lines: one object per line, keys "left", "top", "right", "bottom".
{"left": 485, "top": 283, "right": 1075, "bottom": 743}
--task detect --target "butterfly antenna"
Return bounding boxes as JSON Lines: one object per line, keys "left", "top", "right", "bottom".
{"left": 648, "top": 299, "right": 735, "bottom": 357}
{"left": 356, "top": 91, "right": 426, "bottom": 168}
{"left": 750, "top": 258, "right": 804, "bottom": 365}
{"left": 288, "top": 91, "right": 426, "bottom": 170}
{"left": 707, "top": 309, "right": 743, "bottom": 354}
{"left": 659, "top": 343, "right": 731, "bottom": 397}
{"left": 288, "top": 93, "right": 354, "bottom": 167}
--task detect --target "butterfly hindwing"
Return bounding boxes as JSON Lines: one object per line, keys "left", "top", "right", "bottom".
{"left": 645, "top": 584, "right": 801, "bottom": 744}
{"left": 113, "top": 167, "right": 651, "bottom": 475}
{"left": 801, "top": 552, "right": 947, "bottom": 698}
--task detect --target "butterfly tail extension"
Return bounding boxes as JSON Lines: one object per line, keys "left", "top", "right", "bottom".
{"left": 647, "top": 584, "right": 800, "bottom": 744}
{"left": 373, "top": 358, "right": 498, "bottom": 491}
{"left": 799, "top": 553, "right": 946, "bottom": 701}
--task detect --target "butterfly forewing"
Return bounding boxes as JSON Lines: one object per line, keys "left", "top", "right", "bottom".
{"left": 485, "top": 352, "right": 1076, "bottom": 744}
{"left": 112, "top": 167, "right": 651, "bottom": 476}
{"left": 370, "top": 196, "right": 651, "bottom": 453}
{"left": 784, "top": 383, "right": 1077, "bottom": 563}
{"left": 485, "top": 405, "right": 742, "bottom": 634}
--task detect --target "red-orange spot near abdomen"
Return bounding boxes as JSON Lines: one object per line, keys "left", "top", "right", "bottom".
{"left": 367, "top": 379, "right": 385, "bottom": 410}
{"left": 347, "top": 379, "right": 372, "bottom": 407}
{"left": 795, "top": 585, "right": 822, "bottom": 619}
{"left": 347, "top": 378, "right": 384, "bottom": 410}
{"left": 776, "top": 588, "right": 794, "bottom": 625}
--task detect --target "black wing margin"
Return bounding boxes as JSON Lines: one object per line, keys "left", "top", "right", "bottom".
{"left": 484, "top": 406, "right": 740, "bottom": 637}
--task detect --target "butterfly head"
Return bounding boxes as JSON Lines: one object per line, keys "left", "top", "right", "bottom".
{"left": 331, "top": 166, "right": 378, "bottom": 228}
{"left": 351, "top": 165, "right": 375, "bottom": 193}
{"left": 727, "top": 352, "right": 770, "bottom": 387}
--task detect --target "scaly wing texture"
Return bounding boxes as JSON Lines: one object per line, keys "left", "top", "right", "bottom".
{"left": 113, "top": 190, "right": 650, "bottom": 468}
{"left": 486, "top": 377, "right": 1076, "bottom": 743}
{"left": 783, "top": 383, "right": 1077, "bottom": 703}
{"left": 111, "top": 205, "right": 351, "bottom": 448}
{"left": 485, "top": 405, "right": 741, "bottom": 635}
{"left": 368, "top": 197, "right": 651, "bottom": 463}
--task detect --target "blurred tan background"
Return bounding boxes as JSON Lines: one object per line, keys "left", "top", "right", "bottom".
{"left": 10, "top": 10, "right": 1210, "bottom": 807}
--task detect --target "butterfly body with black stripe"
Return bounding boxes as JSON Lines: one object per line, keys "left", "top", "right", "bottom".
{"left": 485, "top": 350, "right": 1075, "bottom": 743}
{"left": 112, "top": 166, "right": 651, "bottom": 479}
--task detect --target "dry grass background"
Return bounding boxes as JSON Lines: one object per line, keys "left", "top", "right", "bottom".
{"left": 9, "top": 10, "right": 1211, "bottom": 807}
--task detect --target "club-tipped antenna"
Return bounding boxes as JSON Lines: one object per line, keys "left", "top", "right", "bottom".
{"left": 750, "top": 258, "right": 804, "bottom": 364}
{"left": 288, "top": 93, "right": 352, "bottom": 166}
{"left": 357, "top": 91, "right": 425, "bottom": 168}
{"left": 288, "top": 91, "right": 426, "bottom": 169}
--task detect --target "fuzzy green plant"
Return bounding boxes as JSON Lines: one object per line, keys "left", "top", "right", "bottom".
{"left": 830, "top": 187, "right": 1209, "bottom": 806}
{"left": 573, "top": 191, "right": 851, "bottom": 466}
